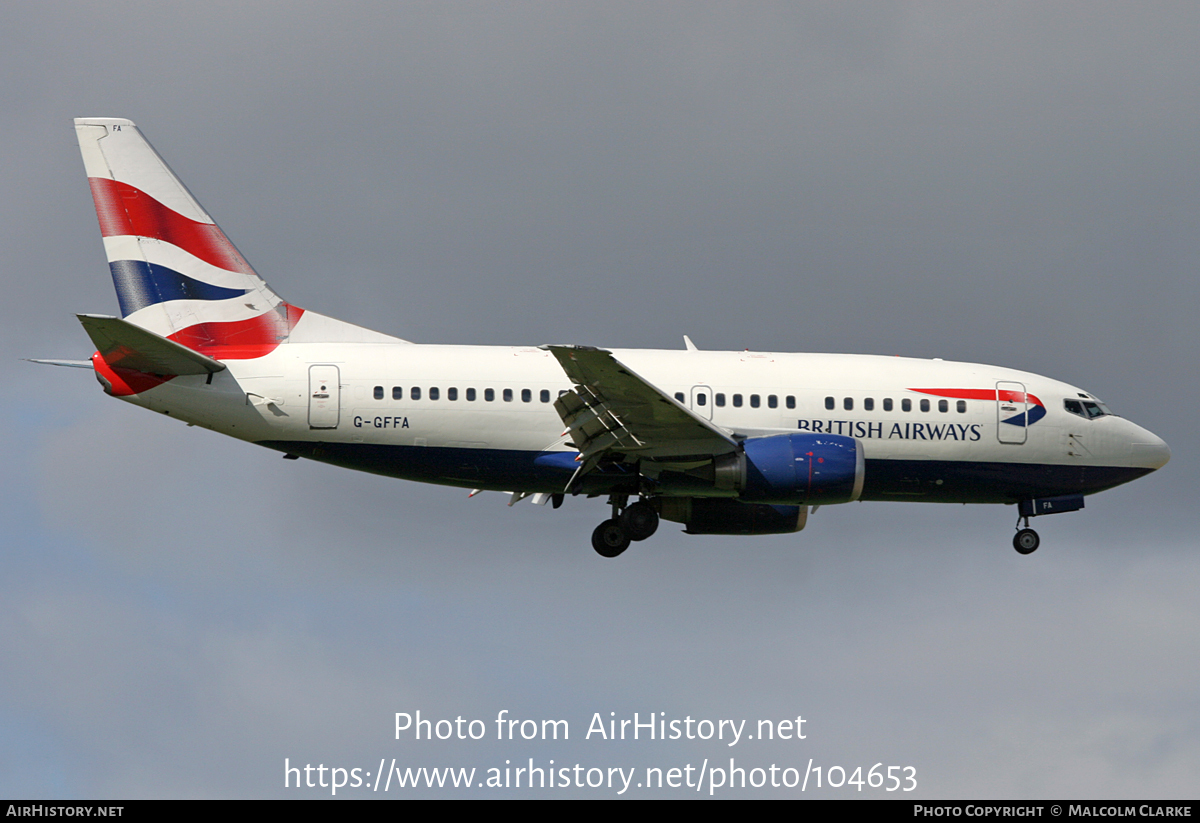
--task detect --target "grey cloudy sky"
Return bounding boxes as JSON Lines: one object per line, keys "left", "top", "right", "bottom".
{"left": 2, "top": 2, "right": 1197, "bottom": 798}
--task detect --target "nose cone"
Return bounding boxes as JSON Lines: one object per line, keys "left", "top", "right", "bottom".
{"left": 1129, "top": 429, "right": 1171, "bottom": 470}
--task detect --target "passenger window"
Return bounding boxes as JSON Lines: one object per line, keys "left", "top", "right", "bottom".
{"left": 902, "top": 398, "right": 912, "bottom": 412}
{"left": 430, "top": 387, "right": 440, "bottom": 401}
{"left": 825, "top": 396, "right": 835, "bottom": 410}
{"left": 938, "top": 399, "right": 947, "bottom": 413}
{"left": 675, "top": 392, "right": 685, "bottom": 403}
{"left": 786, "top": 396, "right": 795, "bottom": 409}
{"left": 715, "top": 393, "right": 726, "bottom": 407}
{"left": 920, "top": 399, "right": 930, "bottom": 412}
{"left": 448, "top": 387, "right": 458, "bottom": 401}
{"left": 392, "top": 386, "right": 402, "bottom": 400}
{"left": 697, "top": 393, "right": 707, "bottom": 406}
{"left": 521, "top": 388, "right": 531, "bottom": 403}
{"left": 466, "top": 388, "right": 476, "bottom": 401}
{"left": 733, "top": 394, "right": 744, "bottom": 408}
{"left": 883, "top": 398, "right": 893, "bottom": 412}
{"left": 411, "top": 387, "right": 421, "bottom": 401}
{"left": 485, "top": 388, "right": 495, "bottom": 402}
{"left": 768, "top": 395, "right": 778, "bottom": 409}
{"left": 864, "top": 398, "right": 874, "bottom": 411}
{"left": 559, "top": 389, "right": 569, "bottom": 397}
{"left": 374, "top": 386, "right": 384, "bottom": 400}
{"left": 844, "top": 397, "right": 853, "bottom": 411}
{"left": 503, "top": 388, "right": 513, "bottom": 402}
{"left": 750, "top": 394, "right": 760, "bottom": 408}
{"left": 957, "top": 400, "right": 966, "bottom": 413}
{"left": 540, "top": 389, "right": 550, "bottom": 403}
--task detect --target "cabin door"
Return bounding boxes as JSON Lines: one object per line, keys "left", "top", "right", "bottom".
{"left": 309, "top": 365, "right": 341, "bottom": 429}
{"left": 996, "top": 381, "right": 1027, "bottom": 444}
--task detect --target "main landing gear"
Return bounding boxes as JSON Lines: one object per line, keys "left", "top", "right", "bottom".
{"left": 591, "top": 496, "right": 659, "bottom": 558}
{"left": 592, "top": 520, "right": 630, "bottom": 558}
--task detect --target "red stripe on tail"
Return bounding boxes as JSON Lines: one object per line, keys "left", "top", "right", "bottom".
{"left": 168, "top": 304, "right": 305, "bottom": 360}
{"left": 87, "top": 177, "right": 256, "bottom": 276}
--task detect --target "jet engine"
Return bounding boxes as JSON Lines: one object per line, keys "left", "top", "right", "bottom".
{"left": 739, "top": 433, "right": 864, "bottom": 505}
{"left": 649, "top": 433, "right": 864, "bottom": 505}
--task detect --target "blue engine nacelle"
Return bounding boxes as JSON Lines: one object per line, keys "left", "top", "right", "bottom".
{"left": 648, "top": 433, "right": 865, "bottom": 508}
{"left": 739, "top": 433, "right": 864, "bottom": 505}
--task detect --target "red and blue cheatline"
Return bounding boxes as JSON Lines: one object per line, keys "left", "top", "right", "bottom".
{"left": 909, "top": 388, "right": 1046, "bottom": 427}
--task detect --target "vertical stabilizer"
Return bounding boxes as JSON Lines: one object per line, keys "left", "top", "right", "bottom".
{"left": 74, "top": 118, "right": 303, "bottom": 359}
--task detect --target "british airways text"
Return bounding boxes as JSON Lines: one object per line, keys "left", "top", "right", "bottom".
{"left": 797, "top": 420, "right": 982, "bottom": 441}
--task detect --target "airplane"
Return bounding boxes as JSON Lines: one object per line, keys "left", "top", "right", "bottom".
{"left": 36, "top": 117, "right": 1171, "bottom": 558}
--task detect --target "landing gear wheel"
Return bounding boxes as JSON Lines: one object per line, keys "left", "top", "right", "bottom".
{"left": 592, "top": 519, "right": 631, "bottom": 558}
{"left": 1013, "top": 528, "right": 1040, "bottom": 555}
{"left": 620, "top": 501, "right": 659, "bottom": 542}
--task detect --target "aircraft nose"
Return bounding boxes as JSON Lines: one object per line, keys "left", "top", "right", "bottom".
{"left": 1129, "top": 429, "right": 1171, "bottom": 470}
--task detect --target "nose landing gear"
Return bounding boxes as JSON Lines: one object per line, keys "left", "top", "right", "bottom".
{"left": 1012, "top": 509, "right": 1040, "bottom": 554}
{"left": 1013, "top": 527, "right": 1040, "bottom": 554}
{"left": 1011, "top": 495, "right": 1084, "bottom": 555}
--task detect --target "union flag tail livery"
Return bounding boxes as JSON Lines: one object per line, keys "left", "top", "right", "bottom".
{"left": 75, "top": 117, "right": 303, "bottom": 359}
{"left": 45, "top": 118, "right": 1170, "bottom": 558}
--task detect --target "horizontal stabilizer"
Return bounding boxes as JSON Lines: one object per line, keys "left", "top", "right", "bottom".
{"left": 25, "top": 359, "right": 94, "bottom": 369}
{"left": 77, "top": 314, "right": 226, "bottom": 375}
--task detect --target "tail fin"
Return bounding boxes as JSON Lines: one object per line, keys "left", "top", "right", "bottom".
{"left": 74, "top": 118, "right": 303, "bottom": 359}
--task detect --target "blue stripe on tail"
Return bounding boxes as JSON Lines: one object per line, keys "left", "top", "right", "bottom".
{"left": 108, "top": 260, "right": 249, "bottom": 317}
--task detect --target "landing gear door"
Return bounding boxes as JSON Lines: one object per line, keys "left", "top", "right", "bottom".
{"left": 690, "top": 385, "right": 713, "bottom": 420}
{"left": 996, "top": 380, "right": 1027, "bottom": 444}
{"left": 309, "top": 365, "right": 341, "bottom": 429}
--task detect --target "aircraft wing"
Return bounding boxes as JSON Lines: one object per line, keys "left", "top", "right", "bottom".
{"left": 544, "top": 345, "right": 739, "bottom": 466}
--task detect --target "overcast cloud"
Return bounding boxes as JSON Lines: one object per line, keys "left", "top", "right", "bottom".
{"left": 2, "top": 2, "right": 1197, "bottom": 798}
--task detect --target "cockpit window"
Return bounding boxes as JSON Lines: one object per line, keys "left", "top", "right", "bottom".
{"left": 1064, "top": 398, "right": 1112, "bottom": 419}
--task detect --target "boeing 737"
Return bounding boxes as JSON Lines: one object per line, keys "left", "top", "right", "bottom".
{"left": 37, "top": 118, "right": 1171, "bottom": 557}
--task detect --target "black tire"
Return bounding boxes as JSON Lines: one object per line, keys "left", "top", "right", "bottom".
{"left": 1013, "top": 528, "right": 1040, "bottom": 555}
{"left": 620, "top": 501, "right": 660, "bottom": 542}
{"left": 551, "top": 493, "right": 564, "bottom": 509}
{"left": 592, "top": 519, "right": 631, "bottom": 558}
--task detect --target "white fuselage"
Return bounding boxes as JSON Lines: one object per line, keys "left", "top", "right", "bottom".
{"left": 108, "top": 334, "right": 1169, "bottom": 505}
